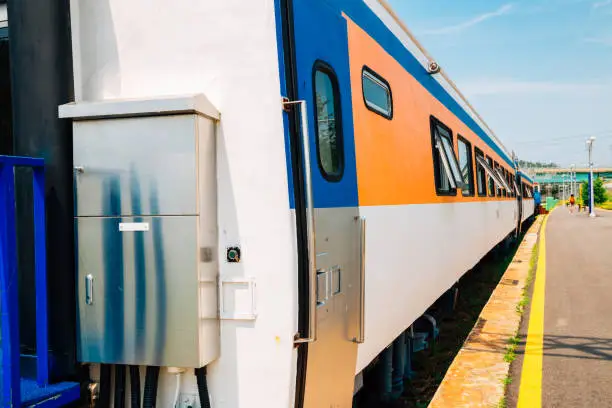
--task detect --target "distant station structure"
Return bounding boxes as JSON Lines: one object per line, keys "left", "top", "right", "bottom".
{"left": 530, "top": 167, "right": 612, "bottom": 184}
{"left": 528, "top": 167, "right": 612, "bottom": 198}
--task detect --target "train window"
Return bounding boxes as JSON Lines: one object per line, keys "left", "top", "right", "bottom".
{"left": 457, "top": 136, "right": 474, "bottom": 196}
{"left": 493, "top": 161, "right": 502, "bottom": 197}
{"left": 487, "top": 157, "right": 495, "bottom": 197}
{"left": 430, "top": 117, "right": 463, "bottom": 195}
{"left": 475, "top": 154, "right": 506, "bottom": 195}
{"left": 507, "top": 172, "right": 512, "bottom": 197}
{"left": 313, "top": 63, "right": 344, "bottom": 181}
{"left": 475, "top": 148, "right": 487, "bottom": 197}
{"left": 504, "top": 169, "right": 510, "bottom": 197}
{"left": 514, "top": 180, "right": 520, "bottom": 197}
{"left": 494, "top": 162, "right": 502, "bottom": 196}
{"left": 495, "top": 166, "right": 511, "bottom": 194}
{"left": 362, "top": 67, "right": 392, "bottom": 119}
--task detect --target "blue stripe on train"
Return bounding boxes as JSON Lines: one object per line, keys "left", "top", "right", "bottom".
{"left": 273, "top": 0, "right": 517, "bottom": 209}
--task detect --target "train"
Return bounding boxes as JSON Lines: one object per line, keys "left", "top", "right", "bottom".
{"left": 2, "top": 0, "right": 535, "bottom": 407}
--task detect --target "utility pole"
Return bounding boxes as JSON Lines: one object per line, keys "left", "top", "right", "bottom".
{"left": 587, "top": 137, "right": 596, "bottom": 217}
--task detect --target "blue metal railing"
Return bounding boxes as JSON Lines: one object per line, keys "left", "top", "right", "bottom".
{"left": 0, "top": 155, "right": 79, "bottom": 407}
{"left": 0, "top": 155, "right": 48, "bottom": 407}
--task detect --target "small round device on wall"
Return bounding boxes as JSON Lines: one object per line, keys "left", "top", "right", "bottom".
{"left": 427, "top": 61, "right": 441, "bottom": 74}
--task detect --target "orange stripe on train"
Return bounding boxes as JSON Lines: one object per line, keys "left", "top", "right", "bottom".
{"left": 346, "top": 17, "right": 515, "bottom": 206}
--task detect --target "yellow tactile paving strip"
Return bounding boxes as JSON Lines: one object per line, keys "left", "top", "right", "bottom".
{"left": 428, "top": 216, "right": 545, "bottom": 408}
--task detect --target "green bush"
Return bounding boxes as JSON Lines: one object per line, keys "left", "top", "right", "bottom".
{"left": 581, "top": 177, "right": 608, "bottom": 206}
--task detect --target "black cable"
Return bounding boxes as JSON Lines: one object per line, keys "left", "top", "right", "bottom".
{"left": 195, "top": 367, "right": 212, "bottom": 408}
{"left": 97, "top": 364, "right": 112, "bottom": 408}
{"left": 143, "top": 366, "right": 161, "bottom": 408}
{"left": 129, "top": 365, "right": 141, "bottom": 408}
{"left": 114, "top": 365, "right": 126, "bottom": 408}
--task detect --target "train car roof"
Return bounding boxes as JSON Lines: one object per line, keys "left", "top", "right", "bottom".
{"left": 520, "top": 172, "right": 534, "bottom": 184}
{"left": 352, "top": 0, "right": 516, "bottom": 167}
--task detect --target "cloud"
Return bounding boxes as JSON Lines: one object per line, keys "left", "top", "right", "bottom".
{"left": 423, "top": 4, "right": 514, "bottom": 35}
{"left": 593, "top": 0, "right": 612, "bottom": 8}
{"left": 459, "top": 78, "right": 608, "bottom": 97}
{"left": 585, "top": 36, "right": 612, "bottom": 45}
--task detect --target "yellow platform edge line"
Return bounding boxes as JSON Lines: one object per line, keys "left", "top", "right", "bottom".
{"left": 517, "top": 213, "right": 551, "bottom": 408}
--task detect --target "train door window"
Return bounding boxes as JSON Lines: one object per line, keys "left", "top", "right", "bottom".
{"left": 475, "top": 148, "right": 487, "bottom": 197}
{"left": 362, "top": 67, "right": 392, "bottom": 119}
{"left": 457, "top": 136, "right": 474, "bottom": 196}
{"left": 430, "top": 117, "right": 463, "bottom": 195}
{"left": 313, "top": 63, "right": 344, "bottom": 180}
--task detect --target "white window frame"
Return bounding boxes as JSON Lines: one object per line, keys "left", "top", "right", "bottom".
{"left": 434, "top": 129, "right": 464, "bottom": 190}
{"left": 476, "top": 155, "right": 506, "bottom": 190}
{"left": 513, "top": 181, "right": 521, "bottom": 197}
{"left": 495, "top": 168, "right": 511, "bottom": 192}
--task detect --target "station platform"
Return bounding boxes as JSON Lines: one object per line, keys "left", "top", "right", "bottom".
{"left": 511, "top": 207, "right": 612, "bottom": 407}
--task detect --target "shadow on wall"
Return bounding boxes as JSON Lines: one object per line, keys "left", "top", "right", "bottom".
{"left": 76, "top": 0, "right": 121, "bottom": 100}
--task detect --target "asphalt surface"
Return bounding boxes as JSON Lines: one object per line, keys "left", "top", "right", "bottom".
{"left": 509, "top": 208, "right": 612, "bottom": 407}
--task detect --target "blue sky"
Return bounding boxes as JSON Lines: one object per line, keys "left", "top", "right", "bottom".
{"left": 387, "top": 0, "right": 612, "bottom": 168}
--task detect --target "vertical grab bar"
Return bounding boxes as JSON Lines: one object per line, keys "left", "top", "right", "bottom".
{"left": 354, "top": 216, "right": 366, "bottom": 344}
{"left": 85, "top": 274, "right": 94, "bottom": 305}
{"left": 285, "top": 100, "right": 317, "bottom": 345}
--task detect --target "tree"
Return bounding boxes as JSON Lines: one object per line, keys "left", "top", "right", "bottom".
{"left": 518, "top": 160, "right": 559, "bottom": 169}
{"left": 580, "top": 177, "right": 608, "bottom": 206}
{"left": 594, "top": 177, "right": 608, "bottom": 205}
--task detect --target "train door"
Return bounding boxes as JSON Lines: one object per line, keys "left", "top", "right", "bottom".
{"left": 284, "top": 0, "right": 362, "bottom": 406}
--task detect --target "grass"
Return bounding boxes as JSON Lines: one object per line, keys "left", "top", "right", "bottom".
{"left": 503, "top": 335, "right": 520, "bottom": 363}
{"left": 515, "top": 239, "right": 539, "bottom": 316}
{"left": 598, "top": 201, "right": 612, "bottom": 210}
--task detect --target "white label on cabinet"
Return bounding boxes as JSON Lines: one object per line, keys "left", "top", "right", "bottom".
{"left": 119, "top": 222, "right": 150, "bottom": 232}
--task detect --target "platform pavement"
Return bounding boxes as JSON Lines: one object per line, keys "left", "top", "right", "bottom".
{"left": 514, "top": 207, "right": 612, "bottom": 407}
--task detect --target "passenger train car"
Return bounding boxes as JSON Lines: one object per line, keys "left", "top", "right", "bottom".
{"left": 54, "top": 0, "right": 534, "bottom": 406}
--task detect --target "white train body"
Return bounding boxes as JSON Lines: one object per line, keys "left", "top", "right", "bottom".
{"left": 61, "top": 0, "right": 535, "bottom": 406}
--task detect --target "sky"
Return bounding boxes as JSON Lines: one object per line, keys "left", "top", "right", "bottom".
{"left": 387, "top": 0, "right": 612, "bottom": 168}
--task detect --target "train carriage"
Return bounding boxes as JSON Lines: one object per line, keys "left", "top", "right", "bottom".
{"left": 19, "top": 0, "right": 538, "bottom": 406}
